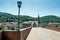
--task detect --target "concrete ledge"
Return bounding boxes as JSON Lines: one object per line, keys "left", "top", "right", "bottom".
{"left": 0, "top": 27, "right": 32, "bottom": 40}
{"left": 21, "top": 27, "right": 32, "bottom": 40}
{"left": 0, "top": 31, "right": 2, "bottom": 40}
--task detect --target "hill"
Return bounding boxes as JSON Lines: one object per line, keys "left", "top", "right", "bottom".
{"left": 0, "top": 12, "right": 60, "bottom": 23}
{"left": 0, "top": 12, "right": 34, "bottom": 22}
{"left": 40, "top": 15, "right": 60, "bottom": 23}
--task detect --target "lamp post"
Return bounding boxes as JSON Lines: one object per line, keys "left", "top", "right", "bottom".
{"left": 17, "top": 1, "right": 22, "bottom": 31}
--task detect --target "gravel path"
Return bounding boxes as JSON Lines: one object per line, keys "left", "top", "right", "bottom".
{"left": 26, "top": 27, "right": 60, "bottom": 40}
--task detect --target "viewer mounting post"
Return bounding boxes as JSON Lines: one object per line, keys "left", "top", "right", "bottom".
{"left": 17, "top": 1, "right": 22, "bottom": 31}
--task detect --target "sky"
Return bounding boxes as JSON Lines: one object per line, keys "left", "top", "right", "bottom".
{"left": 0, "top": 0, "right": 60, "bottom": 17}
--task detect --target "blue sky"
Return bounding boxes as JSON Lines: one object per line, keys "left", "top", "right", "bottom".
{"left": 0, "top": 0, "right": 60, "bottom": 17}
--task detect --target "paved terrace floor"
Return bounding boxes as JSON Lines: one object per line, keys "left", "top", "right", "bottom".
{"left": 26, "top": 27, "right": 60, "bottom": 40}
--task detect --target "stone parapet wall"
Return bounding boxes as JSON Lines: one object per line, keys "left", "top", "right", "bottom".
{"left": 0, "top": 27, "right": 32, "bottom": 40}
{"left": 21, "top": 27, "right": 32, "bottom": 40}
{"left": 0, "top": 31, "right": 2, "bottom": 40}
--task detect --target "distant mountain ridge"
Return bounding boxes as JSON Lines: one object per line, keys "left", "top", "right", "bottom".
{"left": 0, "top": 12, "right": 60, "bottom": 23}
{"left": 40, "top": 15, "right": 60, "bottom": 23}
{"left": 0, "top": 12, "right": 34, "bottom": 22}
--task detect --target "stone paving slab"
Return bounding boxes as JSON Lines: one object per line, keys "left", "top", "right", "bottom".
{"left": 26, "top": 27, "right": 60, "bottom": 40}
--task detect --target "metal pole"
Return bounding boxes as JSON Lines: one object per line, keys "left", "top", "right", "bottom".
{"left": 18, "top": 7, "right": 20, "bottom": 31}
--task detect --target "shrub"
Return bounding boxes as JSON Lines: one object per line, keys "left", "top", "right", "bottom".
{"left": 42, "top": 26, "right": 45, "bottom": 28}
{"left": 0, "top": 26, "right": 2, "bottom": 30}
{"left": 33, "top": 22, "right": 37, "bottom": 27}
{"left": 11, "top": 27, "right": 15, "bottom": 30}
{"left": 55, "top": 25, "right": 58, "bottom": 28}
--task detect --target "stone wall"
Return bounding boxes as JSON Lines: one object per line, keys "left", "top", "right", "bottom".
{"left": 0, "top": 27, "right": 32, "bottom": 40}
{"left": 0, "top": 31, "right": 2, "bottom": 40}
{"left": 21, "top": 27, "right": 32, "bottom": 40}
{"left": 1, "top": 31, "right": 21, "bottom": 40}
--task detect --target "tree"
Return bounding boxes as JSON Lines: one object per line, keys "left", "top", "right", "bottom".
{"left": 37, "top": 14, "right": 40, "bottom": 27}
{"left": 33, "top": 22, "right": 37, "bottom": 27}
{"left": 0, "top": 26, "right": 2, "bottom": 30}
{"left": 11, "top": 27, "right": 15, "bottom": 30}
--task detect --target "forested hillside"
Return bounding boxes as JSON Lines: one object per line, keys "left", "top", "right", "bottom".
{"left": 0, "top": 12, "right": 34, "bottom": 22}
{"left": 40, "top": 15, "right": 60, "bottom": 23}
{"left": 0, "top": 12, "right": 60, "bottom": 23}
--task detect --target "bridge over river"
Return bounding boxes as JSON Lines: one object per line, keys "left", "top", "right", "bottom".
{"left": 26, "top": 27, "right": 60, "bottom": 40}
